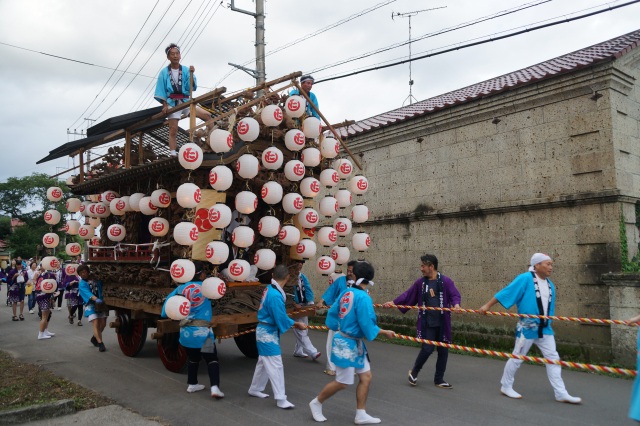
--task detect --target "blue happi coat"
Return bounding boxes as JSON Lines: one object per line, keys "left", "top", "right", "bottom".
{"left": 161, "top": 281, "right": 214, "bottom": 349}
{"left": 154, "top": 65, "right": 196, "bottom": 108}
{"left": 293, "top": 273, "right": 314, "bottom": 305}
{"left": 256, "top": 282, "right": 294, "bottom": 356}
{"left": 321, "top": 274, "right": 348, "bottom": 307}
{"left": 79, "top": 277, "right": 103, "bottom": 318}
{"left": 326, "top": 286, "right": 380, "bottom": 369}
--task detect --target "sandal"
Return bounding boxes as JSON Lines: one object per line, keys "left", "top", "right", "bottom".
{"left": 12, "top": 316, "right": 18, "bottom": 321}
{"left": 19, "top": 314, "right": 24, "bottom": 321}
{"left": 323, "top": 369, "right": 336, "bottom": 376}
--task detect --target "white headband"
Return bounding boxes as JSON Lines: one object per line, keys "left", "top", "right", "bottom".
{"left": 355, "top": 277, "right": 374, "bottom": 287}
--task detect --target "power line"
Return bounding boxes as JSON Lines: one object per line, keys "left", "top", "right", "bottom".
{"left": 315, "top": 0, "right": 640, "bottom": 84}
{"left": 67, "top": 0, "right": 162, "bottom": 130}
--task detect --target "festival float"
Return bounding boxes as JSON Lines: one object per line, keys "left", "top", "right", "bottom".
{"left": 37, "top": 72, "right": 370, "bottom": 372}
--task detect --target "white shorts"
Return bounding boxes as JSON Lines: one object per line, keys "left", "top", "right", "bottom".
{"left": 87, "top": 311, "right": 108, "bottom": 322}
{"left": 167, "top": 100, "right": 189, "bottom": 120}
{"left": 335, "top": 358, "right": 370, "bottom": 385}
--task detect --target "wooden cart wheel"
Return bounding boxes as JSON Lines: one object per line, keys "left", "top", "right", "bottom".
{"left": 116, "top": 315, "right": 148, "bottom": 357}
{"left": 157, "top": 332, "right": 187, "bottom": 372}
{"left": 234, "top": 330, "right": 258, "bottom": 359}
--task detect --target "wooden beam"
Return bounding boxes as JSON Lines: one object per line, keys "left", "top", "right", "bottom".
{"left": 124, "top": 130, "right": 132, "bottom": 169}
{"left": 138, "top": 133, "right": 144, "bottom": 165}
{"left": 49, "top": 152, "right": 110, "bottom": 179}
{"left": 78, "top": 149, "right": 84, "bottom": 183}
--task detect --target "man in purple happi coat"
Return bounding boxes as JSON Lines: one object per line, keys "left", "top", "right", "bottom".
{"left": 384, "top": 254, "right": 461, "bottom": 389}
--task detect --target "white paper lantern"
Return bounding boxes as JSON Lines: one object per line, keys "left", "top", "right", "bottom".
{"left": 351, "top": 204, "right": 370, "bottom": 223}
{"left": 261, "top": 105, "right": 284, "bottom": 126}
{"left": 202, "top": 277, "right": 227, "bottom": 300}
{"left": 282, "top": 193, "right": 304, "bottom": 214}
{"left": 236, "top": 154, "right": 260, "bottom": 179}
{"left": 78, "top": 224, "right": 95, "bottom": 240}
{"left": 258, "top": 216, "right": 281, "bottom": 238}
{"left": 102, "top": 190, "right": 119, "bottom": 203}
{"left": 228, "top": 259, "right": 251, "bottom": 281}
{"left": 205, "top": 241, "right": 229, "bottom": 265}
{"left": 331, "top": 245, "right": 350, "bottom": 265}
{"left": 261, "top": 146, "right": 284, "bottom": 170}
{"left": 47, "top": 187, "right": 63, "bottom": 202}
{"left": 42, "top": 256, "right": 60, "bottom": 271}
{"left": 149, "top": 217, "right": 170, "bottom": 237}
{"left": 139, "top": 196, "right": 158, "bottom": 216}
{"left": 319, "top": 196, "right": 339, "bottom": 217}
{"left": 295, "top": 239, "right": 317, "bottom": 259}
{"left": 209, "top": 165, "right": 233, "bottom": 191}
{"left": 64, "top": 263, "right": 79, "bottom": 276}
{"left": 170, "top": 259, "right": 196, "bottom": 284}
{"left": 333, "top": 217, "right": 352, "bottom": 236}
{"left": 87, "top": 203, "right": 97, "bottom": 217}
{"left": 302, "top": 117, "right": 322, "bottom": 139}
{"left": 316, "top": 256, "right": 336, "bottom": 276}
{"left": 254, "top": 248, "right": 276, "bottom": 270}
{"left": 278, "top": 225, "right": 301, "bottom": 246}
{"left": 353, "top": 232, "right": 371, "bottom": 252}
{"left": 173, "top": 222, "right": 199, "bottom": 246}
{"left": 284, "top": 129, "right": 307, "bottom": 152}
{"left": 349, "top": 175, "right": 369, "bottom": 195}
{"left": 176, "top": 183, "right": 201, "bottom": 209}
{"left": 297, "top": 208, "right": 320, "bottom": 228}
{"left": 261, "top": 181, "right": 283, "bottom": 205}
{"left": 297, "top": 177, "right": 319, "bottom": 199}
{"left": 94, "top": 203, "right": 110, "bottom": 219}
{"left": 42, "top": 233, "right": 59, "bottom": 248}
{"left": 208, "top": 203, "right": 232, "bottom": 229}
{"left": 66, "top": 242, "right": 82, "bottom": 256}
{"left": 334, "top": 159, "right": 354, "bottom": 179}
{"left": 178, "top": 143, "right": 203, "bottom": 170}
{"left": 165, "top": 295, "right": 191, "bottom": 319}
{"left": 80, "top": 200, "right": 91, "bottom": 216}
{"left": 151, "top": 189, "right": 171, "bottom": 208}
{"left": 129, "top": 193, "right": 146, "bottom": 212}
{"left": 319, "top": 168, "right": 339, "bottom": 188}
{"left": 335, "top": 189, "right": 353, "bottom": 209}
{"left": 235, "top": 191, "right": 258, "bottom": 214}
{"left": 284, "top": 160, "right": 305, "bottom": 182}
{"left": 301, "top": 147, "right": 321, "bottom": 167}
{"left": 88, "top": 217, "right": 102, "bottom": 228}
{"left": 65, "top": 198, "right": 81, "bottom": 213}
{"left": 66, "top": 220, "right": 81, "bottom": 235}
{"left": 44, "top": 209, "right": 61, "bottom": 225}
{"left": 236, "top": 117, "right": 260, "bottom": 142}
{"left": 210, "top": 129, "right": 234, "bottom": 153}
{"left": 41, "top": 279, "right": 58, "bottom": 294}
{"left": 321, "top": 137, "right": 340, "bottom": 159}
{"left": 284, "top": 95, "right": 306, "bottom": 118}
{"left": 232, "top": 225, "right": 255, "bottom": 248}
{"left": 107, "top": 224, "right": 126, "bottom": 242}
{"left": 90, "top": 237, "right": 101, "bottom": 247}
{"left": 317, "top": 226, "right": 338, "bottom": 246}
{"left": 120, "top": 196, "right": 132, "bottom": 212}
{"left": 110, "top": 198, "right": 126, "bottom": 216}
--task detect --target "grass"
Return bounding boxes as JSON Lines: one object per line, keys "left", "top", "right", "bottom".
{"left": 0, "top": 350, "right": 114, "bottom": 413}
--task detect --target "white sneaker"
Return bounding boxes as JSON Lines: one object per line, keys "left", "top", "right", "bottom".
{"left": 56, "top": 307, "right": 62, "bottom": 311}
{"left": 38, "top": 332, "right": 51, "bottom": 340}
{"left": 500, "top": 386, "right": 522, "bottom": 399}
{"left": 556, "top": 394, "right": 582, "bottom": 404}
{"left": 354, "top": 412, "right": 381, "bottom": 424}
{"left": 309, "top": 398, "right": 327, "bottom": 422}
{"left": 44, "top": 330, "right": 55, "bottom": 336}
{"left": 210, "top": 385, "right": 225, "bottom": 399}
{"left": 29, "top": 309, "right": 34, "bottom": 314}
{"left": 277, "top": 399, "right": 295, "bottom": 409}
{"left": 187, "top": 384, "right": 205, "bottom": 393}
{"left": 248, "top": 390, "right": 269, "bottom": 398}
{"left": 169, "top": 150, "right": 177, "bottom": 157}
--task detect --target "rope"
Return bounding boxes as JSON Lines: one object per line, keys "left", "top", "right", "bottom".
{"left": 373, "top": 303, "right": 639, "bottom": 326}
{"left": 304, "top": 324, "right": 638, "bottom": 377}
{"left": 214, "top": 307, "right": 316, "bottom": 340}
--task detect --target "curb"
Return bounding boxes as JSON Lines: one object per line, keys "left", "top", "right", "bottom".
{"left": 0, "top": 399, "right": 75, "bottom": 425}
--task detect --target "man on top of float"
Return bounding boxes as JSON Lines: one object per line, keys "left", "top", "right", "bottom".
{"left": 290, "top": 75, "right": 320, "bottom": 119}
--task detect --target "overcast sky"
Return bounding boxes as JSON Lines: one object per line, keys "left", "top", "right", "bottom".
{"left": 0, "top": 0, "right": 638, "bottom": 182}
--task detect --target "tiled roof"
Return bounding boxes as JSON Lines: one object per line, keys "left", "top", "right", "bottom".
{"left": 340, "top": 29, "right": 640, "bottom": 137}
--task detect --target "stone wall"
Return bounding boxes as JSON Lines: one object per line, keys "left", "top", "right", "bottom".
{"left": 602, "top": 273, "right": 640, "bottom": 368}
{"left": 303, "top": 51, "right": 640, "bottom": 364}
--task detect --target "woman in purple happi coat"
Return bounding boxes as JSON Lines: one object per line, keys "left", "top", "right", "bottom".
{"left": 384, "top": 254, "right": 461, "bottom": 389}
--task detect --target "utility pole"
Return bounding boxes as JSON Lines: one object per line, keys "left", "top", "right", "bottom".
{"left": 229, "top": 0, "right": 266, "bottom": 88}
{"left": 392, "top": 6, "right": 446, "bottom": 106}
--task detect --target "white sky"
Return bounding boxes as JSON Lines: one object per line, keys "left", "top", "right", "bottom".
{"left": 0, "top": 0, "right": 638, "bottom": 181}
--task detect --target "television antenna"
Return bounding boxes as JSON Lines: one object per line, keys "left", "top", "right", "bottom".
{"left": 392, "top": 6, "right": 446, "bottom": 106}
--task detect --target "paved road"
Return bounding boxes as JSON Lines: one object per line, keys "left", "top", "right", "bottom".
{"left": 0, "top": 300, "right": 635, "bottom": 425}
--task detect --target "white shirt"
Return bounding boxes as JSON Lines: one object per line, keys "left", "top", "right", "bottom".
{"left": 535, "top": 274, "right": 550, "bottom": 315}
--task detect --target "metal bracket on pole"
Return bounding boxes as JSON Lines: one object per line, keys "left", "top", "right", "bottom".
{"left": 229, "top": 0, "right": 256, "bottom": 16}
{"left": 228, "top": 62, "right": 259, "bottom": 79}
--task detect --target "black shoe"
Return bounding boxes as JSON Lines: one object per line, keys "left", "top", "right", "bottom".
{"left": 90, "top": 336, "right": 99, "bottom": 347}
{"left": 435, "top": 381, "right": 453, "bottom": 389}
{"left": 98, "top": 342, "right": 106, "bottom": 352}
{"left": 408, "top": 370, "right": 417, "bottom": 386}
